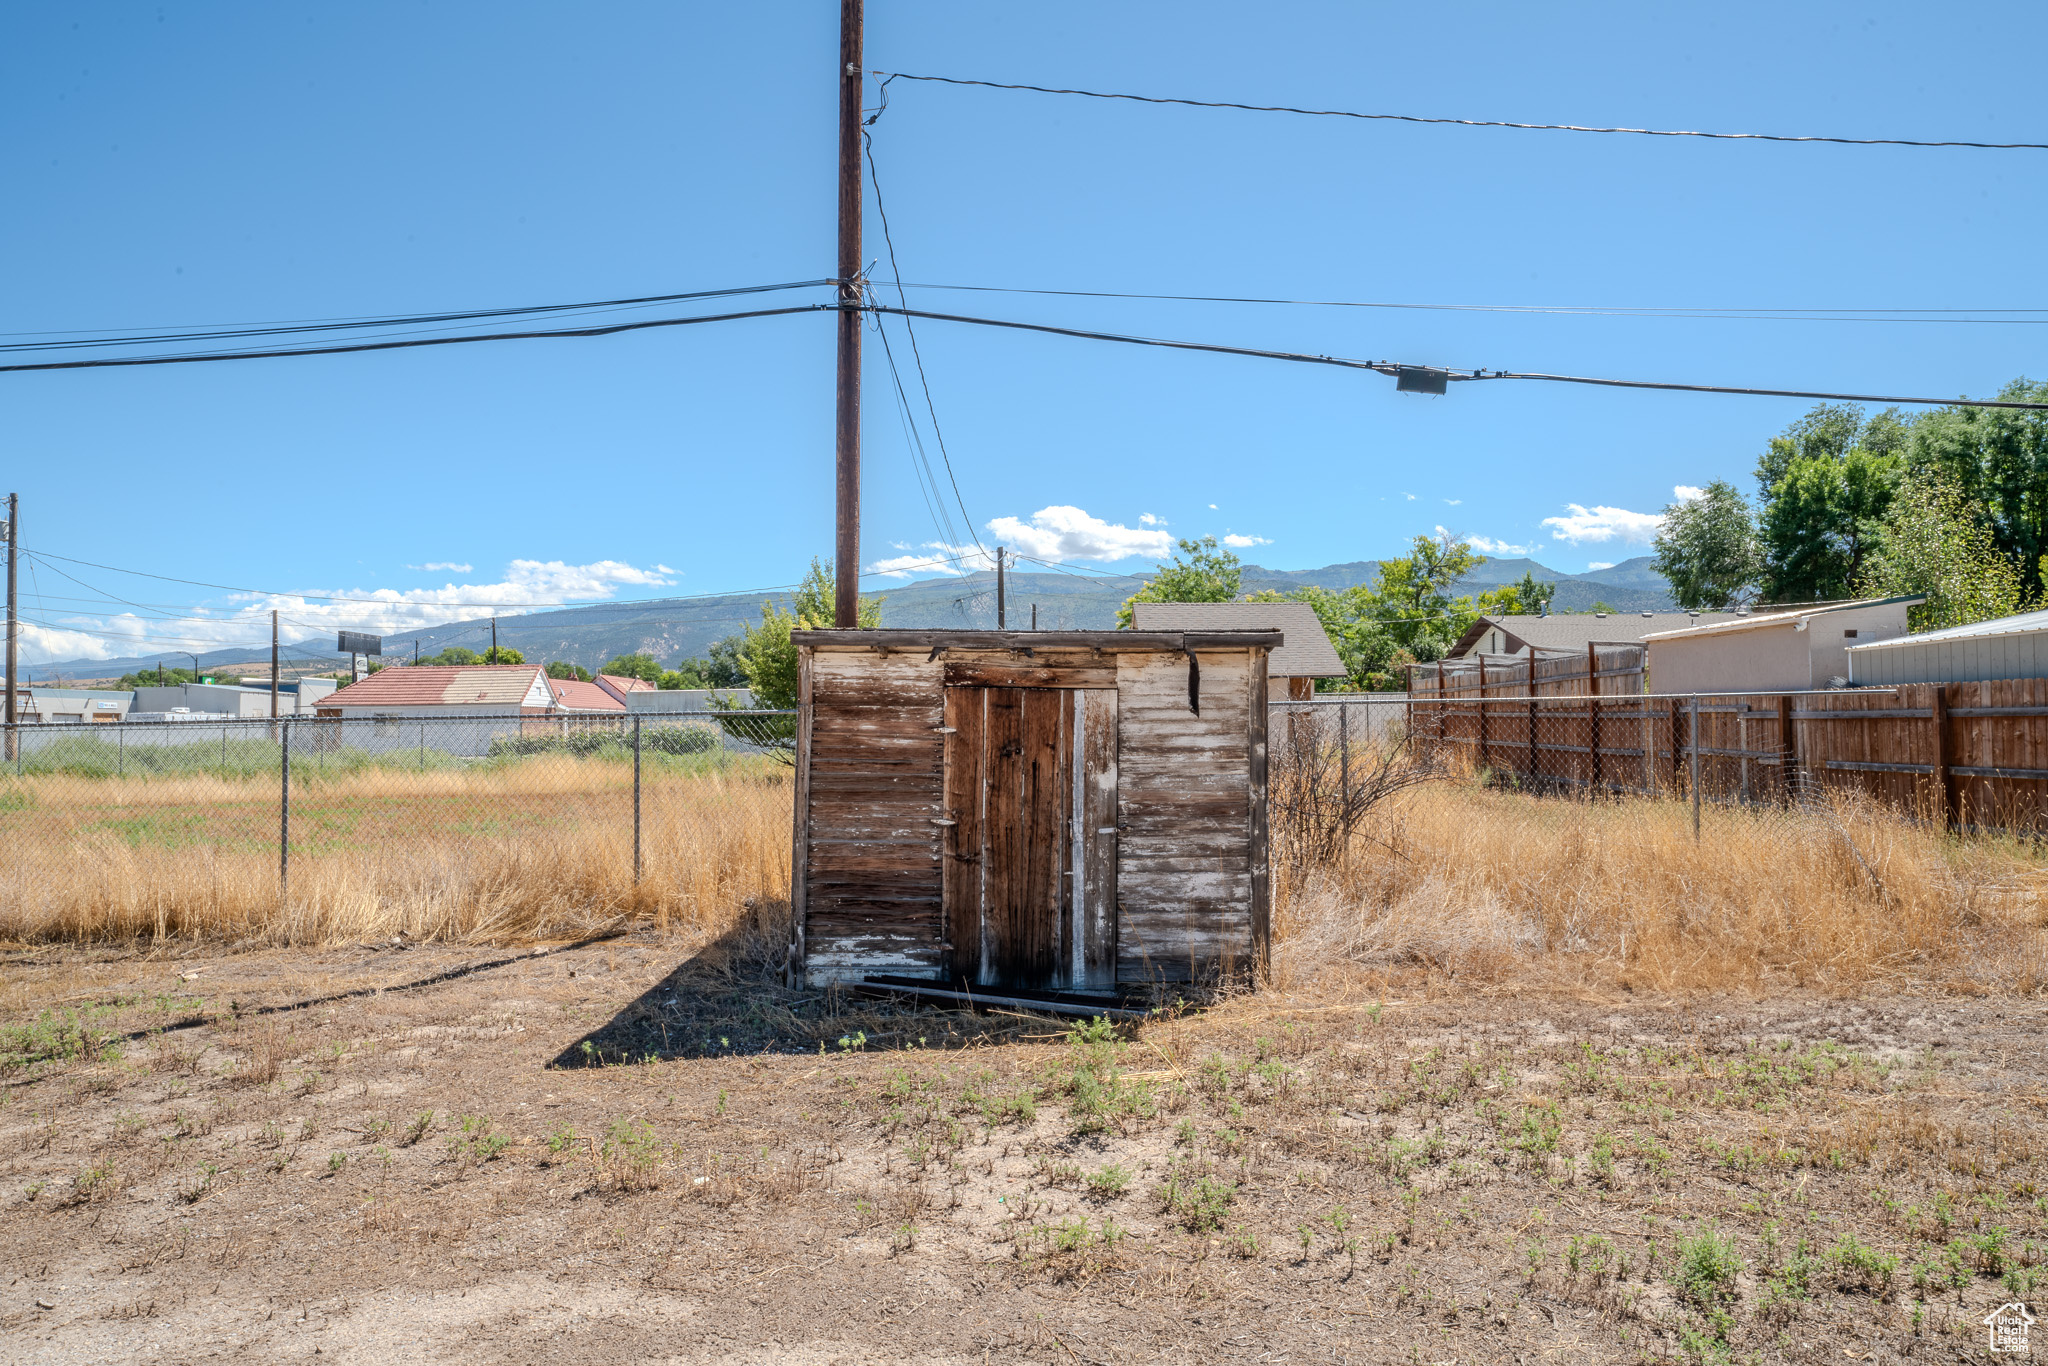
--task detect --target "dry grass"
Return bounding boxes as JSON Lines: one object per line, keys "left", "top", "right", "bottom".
{"left": 0, "top": 761, "right": 792, "bottom": 948}
{"left": 9, "top": 752, "right": 2048, "bottom": 1001}
{"left": 1275, "top": 777, "right": 2048, "bottom": 994}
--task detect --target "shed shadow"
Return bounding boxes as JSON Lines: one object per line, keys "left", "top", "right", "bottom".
{"left": 547, "top": 904, "right": 1216, "bottom": 1068}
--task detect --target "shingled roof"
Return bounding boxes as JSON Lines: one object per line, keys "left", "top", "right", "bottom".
{"left": 1130, "top": 601, "right": 1348, "bottom": 677}
{"left": 547, "top": 677, "right": 626, "bottom": 711}
{"left": 1448, "top": 611, "right": 1748, "bottom": 658}
{"left": 318, "top": 665, "right": 551, "bottom": 708}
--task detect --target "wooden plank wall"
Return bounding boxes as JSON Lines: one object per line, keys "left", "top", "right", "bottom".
{"left": 1405, "top": 662, "right": 2048, "bottom": 829}
{"left": 1116, "top": 648, "right": 1258, "bottom": 983}
{"left": 800, "top": 651, "right": 946, "bottom": 980}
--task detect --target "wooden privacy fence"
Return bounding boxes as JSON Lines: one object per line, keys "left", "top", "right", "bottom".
{"left": 1406, "top": 648, "right": 2048, "bottom": 829}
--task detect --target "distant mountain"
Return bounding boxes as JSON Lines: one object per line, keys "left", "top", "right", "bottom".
{"left": 33, "top": 554, "right": 1678, "bottom": 681}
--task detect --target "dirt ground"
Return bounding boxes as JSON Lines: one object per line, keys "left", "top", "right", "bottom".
{"left": 2, "top": 932, "right": 2044, "bottom": 1364}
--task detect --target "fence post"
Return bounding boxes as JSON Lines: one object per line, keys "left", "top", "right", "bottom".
{"left": 1931, "top": 684, "right": 1954, "bottom": 829}
{"left": 279, "top": 719, "right": 291, "bottom": 903}
{"left": 1436, "top": 660, "right": 1446, "bottom": 749}
{"left": 1476, "top": 658, "right": 1488, "bottom": 770}
{"left": 632, "top": 714, "right": 643, "bottom": 886}
{"left": 1586, "top": 641, "right": 1602, "bottom": 792}
{"left": 1526, "top": 657, "right": 1537, "bottom": 782}
{"left": 1689, "top": 695, "right": 1701, "bottom": 842}
{"left": 419, "top": 721, "right": 426, "bottom": 771}
{"left": 1777, "top": 694, "right": 1796, "bottom": 801}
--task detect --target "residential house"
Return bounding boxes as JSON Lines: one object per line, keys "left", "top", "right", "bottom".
{"left": 546, "top": 677, "right": 625, "bottom": 712}
{"left": 1449, "top": 611, "right": 1743, "bottom": 660}
{"left": 594, "top": 673, "right": 657, "bottom": 706}
{"left": 1846, "top": 606, "right": 2048, "bottom": 685}
{"left": 1131, "top": 601, "right": 1347, "bottom": 698}
{"left": 314, "top": 664, "right": 556, "bottom": 717}
{"left": 1644, "top": 595, "right": 1921, "bottom": 693}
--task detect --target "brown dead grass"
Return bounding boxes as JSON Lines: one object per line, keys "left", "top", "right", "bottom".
{"left": 0, "top": 763, "right": 792, "bottom": 947}
{"left": 1275, "top": 778, "right": 2048, "bottom": 994}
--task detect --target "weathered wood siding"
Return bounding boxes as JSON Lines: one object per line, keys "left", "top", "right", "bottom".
{"left": 1114, "top": 648, "right": 1257, "bottom": 983}
{"left": 800, "top": 651, "right": 946, "bottom": 981}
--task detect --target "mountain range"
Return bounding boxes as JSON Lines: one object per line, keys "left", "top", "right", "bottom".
{"left": 34, "top": 556, "right": 1675, "bottom": 683}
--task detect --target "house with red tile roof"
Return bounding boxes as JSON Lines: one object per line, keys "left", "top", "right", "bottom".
{"left": 546, "top": 676, "right": 625, "bottom": 712}
{"left": 594, "top": 673, "right": 657, "bottom": 705}
{"left": 314, "top": 665, "right": 557, "bottom": 717}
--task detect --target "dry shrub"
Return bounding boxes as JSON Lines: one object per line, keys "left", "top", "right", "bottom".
{"left": 1274, "top": 779, "right": 2047, "bottom": 993}
{"left": 0, "top": 763, "right": 791, "bottom": 948}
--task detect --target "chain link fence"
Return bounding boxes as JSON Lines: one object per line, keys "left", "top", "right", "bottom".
{"left": 0, "top": 711, "right": 797, "bottom": 944}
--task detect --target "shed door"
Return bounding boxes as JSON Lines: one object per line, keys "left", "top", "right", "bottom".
{"left": 942, "top": 686, "right": 1117, "bottom": 990}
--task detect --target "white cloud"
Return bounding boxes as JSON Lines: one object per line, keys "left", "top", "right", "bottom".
{"left": 982, "top": 506, "right": 1172, "bottom": 563}
{"left": 1221, "top": 533, "right": 1270, "bottom": 549}
{"left": 1404, "top": 493, "right": 1417, "bottom": 501}
{"left": 1587, "top": 561, "right": 1615, "bottom": 571}
{"left": 1443, "top": 499, "right": 1462, "bottom": 506}
{"left": 1673, "top": 485, "right": 1706, "bottom": 503}
{"left": 865, "top": 543, "right": 988, "bottom": 579}
{"left": 1208, "top": 503, "right": 1218, "bottom": 510}
{"left": 1439, "top": 527, "right": 1531, "bottom": 556}
{"left": 22, "top": 559, "right": 678, "bottom": 665}
{"left": 1541, "top": 504, "right": 1665, "bottom": 546}
{"left": 1139, "top": 513, "right": 1166, "bottom": 526}
{"left": 405, "top": 561, "right": 473, "bottom": 573}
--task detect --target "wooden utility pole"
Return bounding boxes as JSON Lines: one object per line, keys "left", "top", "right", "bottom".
{"left": 995, "top": 546, "right": 1007, "bottom": 629}
{"left": 491, "top": 616, "right": 498, "bottom": 662}
{"left": 833, "top": 0, "right": 864, "bottom": 627}
{"left": 3, "top": 493, "right": 14, "bottom": 762}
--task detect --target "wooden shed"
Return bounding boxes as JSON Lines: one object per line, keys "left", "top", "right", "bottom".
{"left": 788, "top": 629, "right": 1282, "bottom": 992}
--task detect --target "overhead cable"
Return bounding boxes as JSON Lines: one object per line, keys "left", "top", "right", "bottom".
{"left": 877, "top": 72, "right": 2048, "bottom": 151}
{"left": 0, "top": 280, "right": 835, "bottom": 355}
{"left": 0, "top": 304, "right": 831, "bottom": 374}
{"left": 898, "top": 282, "right": 2048, "bottom": 326}
{"left": 859, "top": 303, "right": 2048, "bottom": 411}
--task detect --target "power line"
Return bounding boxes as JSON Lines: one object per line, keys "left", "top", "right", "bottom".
{"left": 863, "top": 132, "right": 983, "bottom": 554}
{"left": 861, "top": 303, "right": 2048, "bottom": 411}
{"left": 0, "top": 279, "right": 834, "bottom": 355}
{"left": 897, "top": 281, "right": 2048, "bottom": 326}
{"left": 0, "top": 304, "right": 830, "bottom": 374}
{"left": 877, "top": 72, "right": 2048, "bottom": 152}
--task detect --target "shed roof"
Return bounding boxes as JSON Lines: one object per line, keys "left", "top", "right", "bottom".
{"left": 1130, "top": 602, "right": 1347, "bottom": 676}
{"left": 598, "top": 673, "right": 657, "bottom": 692}
{"left": 1641, "top": 595, "right": 1923, "bottom": 643}
{"left": 547, "top": 677, "right": 626, "bottom": 711}
{"left": 319, "top": 664, "right": 546, "bottom": 707}
{"left": 1449, "top": 611, "right": 1744, "bottom": 657}
{"left": 1845, "top": 606, "right": 2048, "bottom": 654}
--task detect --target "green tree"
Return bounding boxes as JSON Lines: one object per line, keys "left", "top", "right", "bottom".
{"left": 480, "top": 646, "right": 524, "bottom": 665}
{"left": 420, "top": 646, "right": 481, "bottom": 666}
{"left": 1759, "top": 448, "right": 1900, "bottom": 601}
{"left": 1653, "top": 481, "right": 1761, "bottom": 609}
{"left": 117, "top": 666, "right": 201, "bottom": 690}
{"left": 1857, "top": 472, "right": 2031, "bottom": 631}
{"left": 600, "top": 652, "right": 663, "bottom": 682}
{"left": 544, "top": 661, "right": 591, "bottom": 681}
{"left": 736, "top": 558, "right": 881, "bottom": 709}
{"left": 1754, "top": 402, "right": 1868, "bottom": 496}
{"left": 1248, "top": 532, "right": 1486, "bottom": 690}
{"left": 1116, "top": 536, "right": 1244, "bottom": 627}
{"left": 1474, "top": 571, "right": 1555, "bottom": 617}
{"left": 1903, "top": 377, "right": 2048, "bottom": 596}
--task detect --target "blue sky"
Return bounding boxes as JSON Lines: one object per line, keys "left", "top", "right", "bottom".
{"left": 3, "top": 1, "right": 2043, "bottom": 662}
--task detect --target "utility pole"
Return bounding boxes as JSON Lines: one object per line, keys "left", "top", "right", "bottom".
{"left": 995, "top": 546, "right": 1007, "bottom": 629}
{"left": 3, "top": 494, "right": 14, "bottom": 764}
{"left": 491, "top": 616, "right": 498, "bottom": 662}
{"left": 833, "top": 0, "right": 864, "bottom": 627}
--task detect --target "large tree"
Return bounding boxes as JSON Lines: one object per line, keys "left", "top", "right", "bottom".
{"left": 1857, "top": 472, "right": 2030, "bottom": 631}
{"left": 1252, "top": 532, "right": 1487, "bottom": 690}
{"left": 736, "top": 558, "right": 881, "bottom": 709}
{"left": 1652, "top": 480, "right": 1761, "bottom": 609}
{"left": 1116, "top": 536, "right": 1244, "bottom": 627}
{"left": 1903, "top": 377, "right": 2048, "bottom": 596}
{"left": 1758, "top": 448, "right": 1900, "bottom": 601}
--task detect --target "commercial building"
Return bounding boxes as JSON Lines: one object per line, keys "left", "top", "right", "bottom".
{"left": 1644, "top": 596, "right": 1921, "bottom": 693}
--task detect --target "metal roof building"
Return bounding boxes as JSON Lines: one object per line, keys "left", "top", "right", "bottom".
{"left": 1847, "top": 608, "right": 2048, "bottom": 684}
